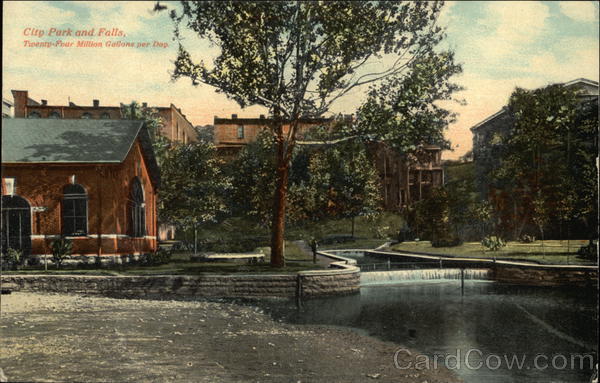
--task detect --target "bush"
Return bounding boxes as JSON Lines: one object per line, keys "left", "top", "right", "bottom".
{"left": 519, "top": 234, "right": 536, "bottom": 243}
{"left": 51, "top": 237, "right": 73, "bottom": 269}
{"left": 577, "top": 241, "right": 598, "bottom": 261}
{"left": 2, "top": 248, "right": 23, "bottom": 270}
{"left": 432, "top": 236, "right": 463, "bottom": 248}
{"left": 481, "top": 236, "right": 506, "bottom": 251}
{"left": 145, "top": 248, "right": 172, "bottom": 266}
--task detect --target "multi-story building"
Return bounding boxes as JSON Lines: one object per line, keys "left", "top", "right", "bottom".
{"left": 371, "top": 144, "right": 443, "bottom": 210}
{"left": 213, "top": 114, "right": 334, "bottom": 159}
{"left": 213, "top": 114, "right": 444, "bottom": 209}
{"left": 10, "top": 90, "right": 197, "bottom": 143}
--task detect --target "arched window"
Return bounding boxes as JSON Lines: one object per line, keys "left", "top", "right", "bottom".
{"left": 130, "top": 177, "right": 146, "bottom": 237}
{"left": 49, "top": 111, "right": 61, "bottom": 119}
{"left": 62, "top": 184, "right": 88, "bottom": 236}
{"left": 28, "top": 112, "right": 41, "bottom": 118}
{"left": 81, "top": 112, "right": 92, "bottom": 119}
{"left": 100, "top": 112, "right": 110, "bottom": 119}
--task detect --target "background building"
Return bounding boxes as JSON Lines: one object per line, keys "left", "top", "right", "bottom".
{"left": 213, "top": 114, "right": 444, "bottom": 209}
{"left": 10, "top": 90, "right": 198, "bottom": 143}
{"left": 470, "top": 78, "right": 599, "bottom": 196}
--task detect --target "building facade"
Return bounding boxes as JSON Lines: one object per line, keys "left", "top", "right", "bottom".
{"left": 213, "top": 114, "right": 443, "bottom": 209}
{"left": 1, "top": 119, "right": 160, "bottom": 259}
{"left": 11, "top": 90, "right": 197, "bottom": 143}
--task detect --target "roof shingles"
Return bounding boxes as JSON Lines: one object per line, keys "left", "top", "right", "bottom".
{"left": 2, "top": 119, "right": 144, "bottom": 163}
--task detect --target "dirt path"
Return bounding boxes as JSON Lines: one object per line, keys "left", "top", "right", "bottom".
{"left": 0, "top": 292, "right": 461, "bottom": 383}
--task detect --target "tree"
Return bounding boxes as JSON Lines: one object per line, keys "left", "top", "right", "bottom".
{"left": 301, "top": 137, "right": 381, "bottom": 237}
{"left": 491, "top": 84, "right": 598, "bottom": 240}
{"left": 171, "top": 1, "right": 450, "bottom": 267}
{"left": 121, "top": 101, "right": 170, "bottom": 168}
{"left": 159, "top": 142, "right": 231, "bottom": 254}
{"left": 350, "top": 50, "right": 463, "bottom": 152}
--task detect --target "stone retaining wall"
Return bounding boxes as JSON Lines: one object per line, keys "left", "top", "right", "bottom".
{"left": 1, "top": 252, "right": 360, "bottom": 299}
{"left": 493, "top": 265, "right": 598, "bottom": 287}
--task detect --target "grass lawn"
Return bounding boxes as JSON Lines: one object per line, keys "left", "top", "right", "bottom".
{"left": 4, "top": 241, "right": 324, "bottom": 276}
{"left": 390, "top": 240, "right": 595, "bottom": 265}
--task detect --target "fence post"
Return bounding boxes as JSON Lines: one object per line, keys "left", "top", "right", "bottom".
{"left": 295, "top": 274, "right": 303, "bottom": 309}
{"left": 387, "top": 258, "right": 391, "bottom": 270}
{"left": 460, "top": 268, "right": 465, "bottom": 296}
{"left": 439, "top": 257, "right": 443, "bottom": 269}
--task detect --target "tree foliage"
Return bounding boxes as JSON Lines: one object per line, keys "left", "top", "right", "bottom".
{"left": 160, "top": 142, "right": 231, "bottom": 230}
{"left": 351, "top": 51, "right": 463, "bottom": 152}
{"left": 490, "top": 84, "right": 598, "bottom": 239}
{"left": 170, "top": 1, "right": 451, "bottom": 266}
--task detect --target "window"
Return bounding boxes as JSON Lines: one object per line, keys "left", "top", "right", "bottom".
{"left": 130, "top": 177, "right": 146, "bottom": 237}
{"left": 238, "top": 125, "right": 244, "bottom": 138}
{"left": 49, "top": 111, "right": 61, "bottom": 119}
{"left": 28, "top": 112, "right": 41, "bottom": 118}
{"left": 81, "top": 112, "right": 92, "bottom": 119}
{"left": 100, "top": 112, "right": 110, "bottom": 119}
{"left": 62, "top": 184, "right": 88, "bottom": 236}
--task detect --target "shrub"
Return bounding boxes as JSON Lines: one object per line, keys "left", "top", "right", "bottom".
{"left": 51, "top": 237, "right": 73, "bottom": 269}
{"left": 519, "top": 234, "right": 536, "bottom": 243}
{"left": 145, "top": 248, "right": 172, "bottom": 266}
{"left": 432, "top": 236, "right": 463, "bottom": 248}
{"left": 481, "top": 236, "right": 506, "bottom": 251}
{"left": 374, "top": 225, "right": 390, "bottom": 239}
{"left": 2, "top": 248, "right": 23, "bottom": 270}
{"left": 577, "top": 241, "right": 598, "bottom": 261}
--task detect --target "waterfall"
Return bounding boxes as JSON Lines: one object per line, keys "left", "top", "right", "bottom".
{"left": 360, "top": 268, "right": 492, "bottom": 286}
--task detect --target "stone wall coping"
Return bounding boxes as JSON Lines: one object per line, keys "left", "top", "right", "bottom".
{"left": 367, "top": 250, "right": 598, "bottom": 271}
{"left": 295, "top": 250, "right": 360, "bottom": 277}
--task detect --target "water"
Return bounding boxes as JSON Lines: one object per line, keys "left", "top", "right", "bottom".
{"left": 361, "top": 268, "right": 492, "bottom": 285}
{"left": 263, "top": 281, "right": 598, "bottom": 383}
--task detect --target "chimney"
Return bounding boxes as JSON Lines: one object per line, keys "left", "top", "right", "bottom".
{"left": 93, "top": 99, "right": 99, "bottom": 107}
{"left": 231, "top": 114, "right": 238, "bottom": 119}
{"left": 142, "top": 102, "right": 147, "bottom": 108}
{"left": 41, "top": 99, "right": 47, "bottom": 106}
{"left": 11, "top": 90, "right": 29, "bottom": 117}
{"left": 259, "top": 114, "right": 265, "bottom": 119}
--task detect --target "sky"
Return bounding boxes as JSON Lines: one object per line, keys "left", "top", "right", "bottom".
{"left": 2, "top": 1, "right": 599, "bottom": 159}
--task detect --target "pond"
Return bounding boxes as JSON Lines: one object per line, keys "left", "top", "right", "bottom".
{"left": 264, "top": 278, "right": 597, "bottom": 382}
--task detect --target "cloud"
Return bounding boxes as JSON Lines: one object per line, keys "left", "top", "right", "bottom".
{"left": 558, "top": 1, "right": 599, "bottom": 23}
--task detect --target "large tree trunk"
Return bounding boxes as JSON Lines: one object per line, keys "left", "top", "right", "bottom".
{"left": 270, "top": 138, "right": 289, "bottom": 268}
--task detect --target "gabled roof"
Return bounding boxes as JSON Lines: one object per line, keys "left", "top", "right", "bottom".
{"left": 1, "top": 118, "right": 160, "bottom": 187}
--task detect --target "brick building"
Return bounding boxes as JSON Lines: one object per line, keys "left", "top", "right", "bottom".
{"left": 372, "top": 144, "right": 443, "bottom": 210}
{"left": 213, "top": 114, "right": 333, "bottom": 159}
{"left": 1, "top": 119, "right": 160, "bottom": 259}
{"left": 11, "top": 90, "right": 197, "bottom": 143}
{"left": 213, "top": 114, "right": 443, "bottom": 209}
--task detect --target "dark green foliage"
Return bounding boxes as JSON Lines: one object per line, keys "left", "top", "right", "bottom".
{"left": 2, "top": 248, "right": 23, "bottom": 270}
{"left": 432, "top": 236, "right": 463, "bottom": 248}
{"left": 170, "top": 1, "right": 454, "bottom": 266}
{"left": 51, "top": 237, "right": 73, "bottom": 269}
{"left": 490, "top": 84, "right": 598, "bottom": 239}
{"left": 481, "top": 236, "right": 506, "bottom": 251}
{"left": 227, "top": 128, "right": 381, "bottom": 226}
{"left": 577, "top": 240, "right": 598, "bottom": 261}
{"left": 160, "top": 142, "right": 231, "bottom": 230}
{"left": 144, "top": 248, "right": 172, "bottom": 266}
